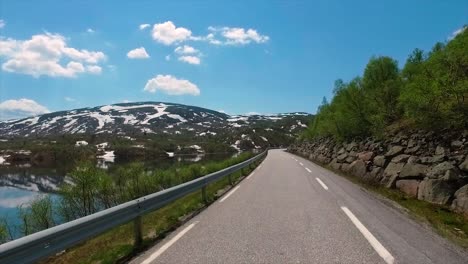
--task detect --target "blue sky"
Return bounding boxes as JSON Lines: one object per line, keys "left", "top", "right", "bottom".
{"left": 0, "top": 0, "right": 466, "bottom": 119}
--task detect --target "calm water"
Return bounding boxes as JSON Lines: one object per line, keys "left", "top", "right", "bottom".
{"left": 0, "top": 153, "right": 232, "bottom": 237}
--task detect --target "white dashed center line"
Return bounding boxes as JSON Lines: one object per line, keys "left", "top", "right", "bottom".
{"left": 305, "top": 167, "right": 312, "bottom": 173}
{"left": 315, "top": 177, "right": 329, "bottom": 190}
{"left": 299, "top": 162, "right": 304, "bottom": 166}
{"left": 341, "top": 207, "right": 394, "bottom": 264}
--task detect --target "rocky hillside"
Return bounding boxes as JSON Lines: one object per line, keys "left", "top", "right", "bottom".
{"left": 289, "top": 130, "right": 468, "bottom": 217}
{"left": 0, "top": 102, "right": 312, "bottom": 150}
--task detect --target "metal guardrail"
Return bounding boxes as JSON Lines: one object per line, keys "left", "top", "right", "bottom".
{"left": 0, "top": 150, "right": 267, "bottom": 264}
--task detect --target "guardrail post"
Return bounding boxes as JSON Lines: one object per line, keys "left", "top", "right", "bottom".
{"left": 201, "top": 186, "right": 208, "bottom": 205}
{"left": 228, "top": 174, "right": 233, "bottom": 185}
{"left": 134, "top": 216, "right": 142, "bottom": 248}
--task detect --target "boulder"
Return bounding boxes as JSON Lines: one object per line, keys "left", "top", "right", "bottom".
{"left": 346, "top": 141, "right": 358, "bottom": 151}
{"left": 369, "top": 167, "right": 383, "bottom": 182}
{"left": 399, "top": 163, "right": 428, "bottom": 178}
{"left": 391, "top": 154, "right": 411, "bottom": 163}
{"left": 407, "top": 156, "right": 419, "bottom": 164}
{"left": 435, "top": 145, "right": 447, "bottom": 156}
{"left": 383, "top": 162, "right": 405, "bottom": 188}
{"left": 345, "top": 156, "right": 356, "bottom": 163}
{"left": 451, "top": 140, "right": 463, "bottom": 148}
{"left": 417, "top": 179, "right": 458, "bottom": 205}
{"left": 405, "top": 145, "right": 420, "bottom": 154}
{"left": 337, "top": 147, "right": 345, "bottom": 154}
{"left": 427, "top": 161, "right": 458, "bottom": 179}
{"left": 396, "top": 180, "right": 420, "bottom": 198}
{"left": 431, "top": 155, "right": 446, "bottom": 163}
{"left": 385, "top": 146, "right": 404, "bottom": 157}
{"left": 337, "top": 153, "right": 348, "bottom": 162}
{"left": 349, "top": 160, "right": 366, "bottom": 177}
{"left": 373, "top": 155, "right": 386, "bottom": 167}
{"left": 451, "top": 185, "right": 468, "bottom": 217}
{"left": 441, "top": 170, "right": 460, "bottom": 181}
{"left": 459, "top": 156, "right": 468, "bottom": 172}
{"left": 357, "top": 151, "right": 374, "bottom": 162}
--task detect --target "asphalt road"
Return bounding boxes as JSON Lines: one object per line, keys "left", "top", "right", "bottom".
{"left": 130, "top": 149, "right": 468, "bottom": 264}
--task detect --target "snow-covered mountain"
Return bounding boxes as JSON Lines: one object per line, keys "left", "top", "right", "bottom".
{"left": 0, "top": 102, "right": 312, "bottom": 149}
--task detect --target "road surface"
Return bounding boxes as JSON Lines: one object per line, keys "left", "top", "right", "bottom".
{"left": 130, "top": 149, "right": 468, "bottom": 264}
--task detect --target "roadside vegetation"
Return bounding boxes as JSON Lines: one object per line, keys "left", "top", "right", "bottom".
{"left": 0, "top": 152, "right": 256, "bottom": 243}
{"left": 303, "top": 26, "right": 467, "bottom": 140}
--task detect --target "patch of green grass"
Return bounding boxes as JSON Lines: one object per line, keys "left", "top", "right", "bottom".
{"left": 43, "top": 158, "right": 262, "bottom": 264}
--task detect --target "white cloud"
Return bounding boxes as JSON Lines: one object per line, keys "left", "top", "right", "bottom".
{"left": 0, "top": 32, "right": 106, "bottom": 78}
{"left": 174, "top": 45, "right": 198, "bottom": 54}
{"left": 86, "top": 65, "right": 102, "bottom": 74}
{"left": 449, "top": 26, "right": 466, "bottom": 40}
{"left": 222, "top": 27, "right": 269, "bottom": 45}
{"left": 122, "top": 99, "right": 132, "bottom": 103}
{"left": 127, "top": 47, "right": 150, "bottom": 59}
{"left": 86, "top": 28, "right": 95, "bottom": 33}
{"left": 165, "top": 55, "right": 171, "bottom": 61}
{"left": 178, "top": 55, "right": 200, "bottom": 65}
{"left": 64, "top": 97, "right": 76, "bottom": 102}
{"left": 206, "top": 26, "right": 269, "bottom": 45}
{"left": 0, "top": 98, "right": 50, "bottom": 120}
{"left": 0, "top": 20, "right": 5, "bottom": 29}
{"left": 152, "top": 21, "right": 192, "bottom": 45}
{"left": 139, "top": 24, "right": 150, "bottom": 30}
{"left": 144, "top": 74, "right": 200, "bottom": 96}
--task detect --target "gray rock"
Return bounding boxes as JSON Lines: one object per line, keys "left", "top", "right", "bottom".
{"left": 399, "top": 163, "right": 429, "bottom": 178}
{"left": 337, "top": 147, "right": 345, "bottom": 154}
{"left": 407, "top": 139, "right": 416, "bottom": 148}
{"left": 357, "top": 151, "right": 374, "bottom": 162}
{"left": 459, "top": 156, "right": 468, "bottom": 172}
{"left": 383, "top": 162, "right": 405, "bottom": 188}
{"left": 345, "top": 156, "right": 356, "bottom": 163}
{"left": 442, "top": 170, "right": 460, "bottom": 181}
{"left": 370, "top": 167, "right": 383, "bottom": 182}
{"left": 407, "top": 156, "right": 419, "bottom": 164}
{"left": 385, "top": 146, "right": 404, "bottom": 157}
{"left": 346, "top": 142, "right": 358, "bottom": 151}
{"left": 391, "top": 154, "right": 411, "bottom": 163}
{"left": 373, "top": 155, "right": 386, "bottom": 167}
{"left": 451, "top": 184, "right": 468, "bottom": 216}
{"left": 418, "top": 179, "right": 458, "bottom": 205}
{"left": 435, "top": 145, "right": 447, "bottom": 156}
{"left": 420, "top": 157, "right": 433, "bottom": 164}
{"left": 396, "top": 180, "right": 420, "bottom": 198}
{"left": 451, "top": 140, "right": 463, "bottom": 148}
{"left": 337, "top": 153, "right": 348, "bottom": 162}
{"left": 431, "top": 154, "right": 446, "bottom": 163}
{"left": 405, "top": 145, "right": 420, "bottom": 154}
{"left": 349, "top": 160, "right": 366, "bottom": 177}
{"left": 427, "top": 161, "right": 458, "bottom": 179}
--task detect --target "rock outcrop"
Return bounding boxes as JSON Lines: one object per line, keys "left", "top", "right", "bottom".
{"left": 288, "top": 130, "right": 468, "bottom": 217}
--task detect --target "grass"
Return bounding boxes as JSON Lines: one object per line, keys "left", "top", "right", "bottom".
{"left": 43, "top": 159, "right": 262, "bottom": 264}
{"left": 296, "top": 153, "right": 468, "bottom": 249}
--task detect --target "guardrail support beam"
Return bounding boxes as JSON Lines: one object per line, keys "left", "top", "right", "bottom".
{"left": 228, "top": 174, "right": 233, "bottom": 185}
{"left": 134, "top": 216, "right": 143, "bottom": 249}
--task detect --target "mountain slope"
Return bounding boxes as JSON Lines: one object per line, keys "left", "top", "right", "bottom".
{"left": 0, "top": 102, "right": 313, "bottom": 149}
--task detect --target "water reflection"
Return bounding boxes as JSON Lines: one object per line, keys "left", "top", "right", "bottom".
{"left": 0, "top": 153, "right": 233, "bottom": 229}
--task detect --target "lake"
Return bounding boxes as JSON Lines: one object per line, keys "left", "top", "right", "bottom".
{"left": 0, "top": 153, "right": 233, "bottom": 238}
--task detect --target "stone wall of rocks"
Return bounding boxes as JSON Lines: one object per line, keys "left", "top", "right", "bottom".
{"left": 288, "top": 130, "right": 468, "bottom": 217}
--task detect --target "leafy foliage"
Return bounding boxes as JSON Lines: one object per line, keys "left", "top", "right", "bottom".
{"left": 305, "top": 26, "right": 468, "bottom": 140}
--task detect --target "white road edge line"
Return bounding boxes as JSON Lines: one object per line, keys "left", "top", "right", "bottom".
{"left": 299, "top": 162, "right": 304, "bottom": 166}
{"left": 246, "top": 171, "right": 255, "bottom": 180}
{"left": 219, "top": 186, "right": 240, "bottom": 203}
{"left": 315, "top": 177, "right": 329, "bottom": 190}
{"left": 141, "top": 221, "right": 199, "bottom": 264}
{"left": 305, "top": 167, "right": 312, "bottom": 173}
{"left": 341, "top": 207, "right": 395, "bottom": 264}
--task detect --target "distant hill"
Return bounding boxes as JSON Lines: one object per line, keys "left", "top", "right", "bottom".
{"left": 0, "top": 102, "right": 313, "bottom": 150}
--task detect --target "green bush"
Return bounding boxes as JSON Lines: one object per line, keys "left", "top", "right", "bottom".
{"left": 305, "top": 25, "right": 468, "bottom": 140}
